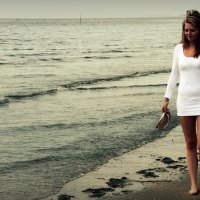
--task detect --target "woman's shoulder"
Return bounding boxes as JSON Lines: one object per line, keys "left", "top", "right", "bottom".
{"left": 174, "top": 43, "right": 183, "bottom": 53}
{"left": 174, "top": 43, "right": 183, "bottom": 50}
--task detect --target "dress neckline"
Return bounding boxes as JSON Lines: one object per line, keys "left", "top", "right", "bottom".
{"left": 181, "top": 45, "right": 195, "bottom": 58}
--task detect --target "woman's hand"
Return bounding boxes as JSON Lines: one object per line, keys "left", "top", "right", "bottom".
{"left": 162, "top": 97, "right": 169, "bottom": 113}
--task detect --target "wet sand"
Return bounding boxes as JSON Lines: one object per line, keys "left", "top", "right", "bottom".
{"left": 41, "top": 125, "right": 199, "bottom": 200}
{"left": 107, "top": 174, "right": 200, "bottom": 200}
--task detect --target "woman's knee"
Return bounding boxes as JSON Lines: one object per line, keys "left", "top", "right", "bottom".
{"left": 180, "top": 116, "right": 197, "bottom": 150}
{"left": 186, "top": 139, "right": 197, "bottom": 150}
{"left": 197, "top": 142, "right": 200, "bottom": 150}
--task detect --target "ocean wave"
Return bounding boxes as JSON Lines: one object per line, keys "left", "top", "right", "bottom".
{"left": 7, "top": 121, "right": 103, "bottom": 133}
{"left": 39, "top": 58, "right": 49, "bottom": 61}
{"left": 0, "top": 98, "right": 9, "bottom": 106}
{"left": 83, "top": 55, "right": 132, "bottom": 59}
{"left": 5, "top": 89, "right": 57, "bottom": 100}
{"left": 0, "top": 62, "right": 9, "bottom": 65}
{"left": 101, "top": 50, "right": 124, "bottom": 53}
{"left": 0, "top": 70, "right": 169, "bottom": 105}
{"left": 13, "top": 74, "right": 56, "bottom": 78}
{"left": 41, "top": 110, "right": 162, "bottom": 130}
{"left": 7, "top": 54, "right": 16, "bottom": 57}
{"left": 62, "top": 70, "right": 170, "bottom": 89}
{"left": 0, "top": 156, "right": 63, "bottom": 174}
{"left": 51, "top": 58, "right": 63, "bottom": 61}
{"left": 14, "top": 52, "right": 59, "bottom": 57}
{"left": 82, "top": 49, "right": 131, "bottom": 54}
{"left": 69, "top": 84, "right": 167, "bottom": 90}
{"left": 4, "top": 110, "right": 161, "bottom": 133}
{"left": 84, "top": 56, "right": 111, "bottom": 59}
{"left": 123, "top": 92, "right": 164, "bottom": 97}
{"left": 36, "top": 57, "right": 64, "bottom": 61}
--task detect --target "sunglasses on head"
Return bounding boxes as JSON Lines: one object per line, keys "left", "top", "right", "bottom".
{"left": 186, "top": 10, "right": 195, "bottom": 16}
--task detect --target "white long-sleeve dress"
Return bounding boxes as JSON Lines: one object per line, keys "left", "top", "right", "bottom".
{"left": 165, "top": 43, "right": 200, "bottom": 116}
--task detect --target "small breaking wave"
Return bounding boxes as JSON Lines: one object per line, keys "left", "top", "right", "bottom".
{"left": 0, "top": 62, "right": 9, "bottom": 65}
{"left": 84, "top": 56, "right": 111, "bottom": 59}
{"left": 0, "top": 156, "right": 63, "bottom": 174}
{"left": 68, "top": 84, "right": 167, "bottom": 91}
{"left": 51, "top": 58, "right": 63, "bottom": 61}
{"left": 0, "top": 98, "right": 9, "bottom": 106}
{"left": 83, "top": 55, "right": 132, "bottom": 59}
{"left": 4, "top": 110, "right": 164, "bottom": 133}
{"left": 82, "top": 49, "right": 127, "bottom": 54}
{"left": 13, "top": 74, "right": 56, "bottom": 78}
{"left": 62, "top": 69, "right": 170, "bottom": 89}
{"left": 6, "top": 89, "right": 57, "bottom": 100}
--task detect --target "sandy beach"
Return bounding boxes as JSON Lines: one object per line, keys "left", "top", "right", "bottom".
{"left": 40, "top": 124, "right": 200, "bottom": 200}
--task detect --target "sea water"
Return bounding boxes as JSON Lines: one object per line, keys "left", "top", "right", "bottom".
{"left": 0, "top": 17, "right": 182, "bottom": 200}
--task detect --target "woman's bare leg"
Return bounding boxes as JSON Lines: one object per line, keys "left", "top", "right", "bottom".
{"left": 179, "top": 116, "right": 198, "bottom": 194}
{"left": 196, "top": 116, "right": 200, "bottom": 161}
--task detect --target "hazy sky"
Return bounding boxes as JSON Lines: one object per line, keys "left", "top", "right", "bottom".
{"left": 0, "top": 0, "right": 200, "bottom": 18}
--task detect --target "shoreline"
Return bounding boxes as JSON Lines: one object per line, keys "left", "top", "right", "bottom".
{"left": 41, "top": 125, "right": 193, "bottom": 200}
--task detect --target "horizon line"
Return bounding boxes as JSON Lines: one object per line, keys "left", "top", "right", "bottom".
{"left": 0, "top": 16, "right": 183, "bottom": 20}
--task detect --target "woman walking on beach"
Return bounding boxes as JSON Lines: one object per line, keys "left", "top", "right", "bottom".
{"left": 162, "top": 9, "right": 200, "bottom": 195}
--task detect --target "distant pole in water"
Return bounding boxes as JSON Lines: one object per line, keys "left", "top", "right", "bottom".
{"left": 80, "top": 14, "right": 82, "bottom": 24}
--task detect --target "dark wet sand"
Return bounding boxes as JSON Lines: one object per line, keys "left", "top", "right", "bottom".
{"left": 108, "top": 169, "right": 200, "bottom": 200}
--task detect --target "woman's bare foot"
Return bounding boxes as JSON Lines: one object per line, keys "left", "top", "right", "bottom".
{"left": 189, "top": 188, "right": 199, "bottom": 195}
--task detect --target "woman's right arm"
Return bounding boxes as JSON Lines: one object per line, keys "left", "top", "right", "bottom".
{"left": 162, "top": 44, "right": 180, "bottom": 112}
